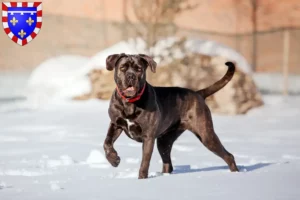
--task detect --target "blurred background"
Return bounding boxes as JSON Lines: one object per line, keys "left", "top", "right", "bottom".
{"left": 0, "top": 0, "right": 300, "bottom": 113}
{"left": 1, "top": 1, "right": 300, "bottom": 197}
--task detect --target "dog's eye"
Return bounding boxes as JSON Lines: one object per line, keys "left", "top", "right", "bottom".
{"left": 135, "top": 67, "right": 142, "bottom": 72}
{"left": 120, "top": 66, "right": 127, "bottom": 71}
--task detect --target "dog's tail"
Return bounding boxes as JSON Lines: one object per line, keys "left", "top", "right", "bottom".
{"left": 197, "top": 62, "right": 235, "bottom": 99}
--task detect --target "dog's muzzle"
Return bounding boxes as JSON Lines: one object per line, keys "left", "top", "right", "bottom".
{"left": 126, "top": 73, "right": 136, "bottom": 85}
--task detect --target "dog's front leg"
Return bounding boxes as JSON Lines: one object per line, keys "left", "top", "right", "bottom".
{"left": 103, "top": 122, "right": 122, "bottom": 167}
{"left": 139, "top": 135, "right": 155, "bottom": 179}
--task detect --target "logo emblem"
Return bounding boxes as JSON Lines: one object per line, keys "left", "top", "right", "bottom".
{"left": 2, "top": 2, "right": 42, "bottom": 46}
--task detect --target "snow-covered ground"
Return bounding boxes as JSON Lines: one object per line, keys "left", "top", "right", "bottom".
{"left": 0, "top": 95, "right": 300, "bottom": 200}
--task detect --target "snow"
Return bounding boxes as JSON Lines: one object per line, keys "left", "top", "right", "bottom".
{"left": 25, "top": 55, "right": 91, "bottom": 106}
{"left": 86, "top": 150, "right": 106, "bottom": 164}
{"left": 84, "top": 37, "right": 252, "bottom": 73}
{"left": 184, "top": 38, "right": 251, "bottom": 73}
{"left": 0, "top": 95, "right": 300, "bottom": 199}
{"left": 82, "top": 38, "right": 144, "bottom": 73}
{"left": 0, "top": 72, "right": 30, "bottom": 100}
{"left": 253, "top": 73, "right": 300, "bottom": 94}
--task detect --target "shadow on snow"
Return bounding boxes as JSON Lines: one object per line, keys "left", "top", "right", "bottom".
{"left": 172, "top": 162, "right": 274, "bottom": 174}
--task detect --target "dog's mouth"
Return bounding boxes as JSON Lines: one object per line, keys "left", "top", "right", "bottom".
{"left": 122, "top": 85, "right": 137, "bottom": 97}
{"left": 124, "top": 85, "right": 135, "bottom": 92}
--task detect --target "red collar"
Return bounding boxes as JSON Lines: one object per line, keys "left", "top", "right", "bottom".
{"left": 116, "top": 84, "right": 146, "bottom": 103}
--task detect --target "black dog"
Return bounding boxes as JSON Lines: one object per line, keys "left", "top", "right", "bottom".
{"left": 103, "top": 53, "right": 239, "bottom": 179}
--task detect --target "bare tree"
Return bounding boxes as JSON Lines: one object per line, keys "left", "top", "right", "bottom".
{"left": 125, "top": 0, "right": 198, "bottom": 55}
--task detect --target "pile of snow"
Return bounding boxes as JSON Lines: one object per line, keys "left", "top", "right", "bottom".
{"left": 81, "top": 38, "right": 146, "bottom": 75}
{"left": 86, "top": 149, "right": 106, "bottom": 164}
{"left": 184, "top": 38, "right": 251, "bottom": 73}
{"left": 24, "top": 37, "right": 252, "bottom": 107}
{"left": 83, "top": 37, "right": 252, "bottom": 74}
{"left": 49, "top": 181, "right": 64, "bottom": 191}
{"left": 25, "top": 55, "right": 91, "bottom": 106}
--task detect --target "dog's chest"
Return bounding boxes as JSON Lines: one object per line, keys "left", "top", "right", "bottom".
{"left": 121, "top": 118, "right": 143, "bottom": 142}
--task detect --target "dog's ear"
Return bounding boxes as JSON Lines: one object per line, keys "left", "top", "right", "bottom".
{"left": 139, "top": 54, "right": 157, "bottom": 73}
{"left": 106, "top": 53, "right": 126, "bottom": 71}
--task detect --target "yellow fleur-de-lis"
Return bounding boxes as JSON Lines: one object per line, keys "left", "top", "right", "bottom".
{"left": 26, "top": 17, "right": 34, "bottom": 26}
{"left": 18, "top": 29, "right": 26, "bottom": 38}
{"left": 10, "top": 17, "right": 18, "bottom": 26}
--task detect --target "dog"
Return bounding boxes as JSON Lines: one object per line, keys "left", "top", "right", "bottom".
{"left": 103, "top": 53, "right": 239, "bottom": 179}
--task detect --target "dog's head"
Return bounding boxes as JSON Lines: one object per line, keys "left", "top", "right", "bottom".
{"left": 106, "top": 53, "right": 156, "bottom": 97}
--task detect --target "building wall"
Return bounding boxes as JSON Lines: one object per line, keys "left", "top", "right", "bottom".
{"left": 1, "top": 0, "right": 300, "bottom": 73}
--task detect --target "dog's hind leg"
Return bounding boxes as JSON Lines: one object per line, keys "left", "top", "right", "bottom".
{"left": 157, "top": 129, "right": 184, "bottom": 173}
{"left": 190, "top": 105, "right": 239, "bottom": 172}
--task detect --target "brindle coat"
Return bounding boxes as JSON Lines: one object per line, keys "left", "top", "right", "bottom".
{"left": 103, "top": 53, "right": 239, "bottom": 179}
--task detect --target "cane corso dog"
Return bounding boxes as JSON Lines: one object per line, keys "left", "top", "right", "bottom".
{"left": 103, "top": 53, "right": 239, "bottom": 179}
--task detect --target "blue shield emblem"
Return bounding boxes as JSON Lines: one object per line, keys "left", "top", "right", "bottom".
{"left": 2, "top": 2, "right": 42, "bottom": 46}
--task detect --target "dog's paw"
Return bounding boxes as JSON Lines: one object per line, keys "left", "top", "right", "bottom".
{"left": 138, "top": 171, "right": 148, "bottom": 179}
{"left": 162, "top": 163, "right": 173, "bottom": 174}
{"left": 106, "top": 152, "right": 121, "bottom": 167}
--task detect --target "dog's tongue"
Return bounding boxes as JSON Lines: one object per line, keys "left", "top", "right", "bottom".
{"left": 124, "top": 86, "right": 135, "bottom": 92}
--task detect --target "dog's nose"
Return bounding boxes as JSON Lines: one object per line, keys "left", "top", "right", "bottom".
{"left": 126, "top": 73, "right": 136, "bottom": 81}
